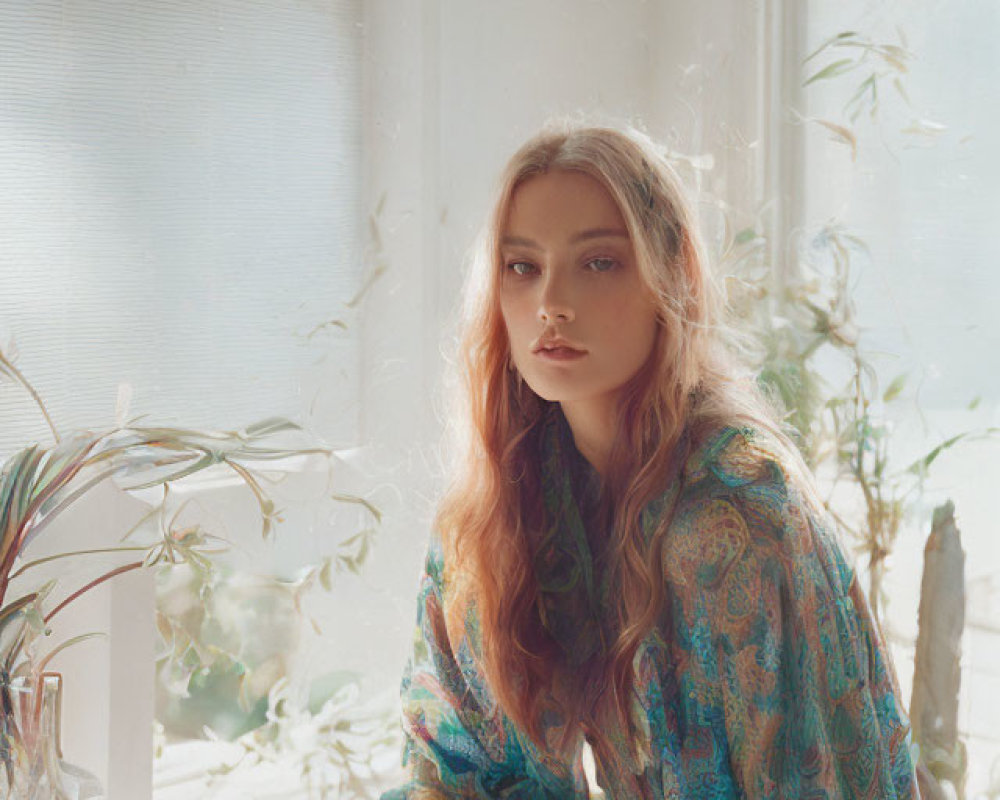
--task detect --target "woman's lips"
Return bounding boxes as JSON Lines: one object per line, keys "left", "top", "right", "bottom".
{"left": 535, "top": 347, "right": 587, "bottom": 361}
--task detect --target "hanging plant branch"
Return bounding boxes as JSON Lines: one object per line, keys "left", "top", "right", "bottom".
{"left": 802, "top": 29, "right": 914, "bottom": 124}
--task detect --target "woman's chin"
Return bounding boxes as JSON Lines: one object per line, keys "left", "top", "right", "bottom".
{"left": 522, "top": 382, "right": 584, "bottom": 404}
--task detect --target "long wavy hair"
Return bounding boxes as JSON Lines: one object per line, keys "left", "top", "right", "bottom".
{"left": 432, "top": 119, "right": 823, "bottom": 770}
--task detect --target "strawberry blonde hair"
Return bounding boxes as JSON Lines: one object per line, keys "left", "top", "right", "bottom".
{"left": 431, "top": 118, "right": 821, "bottom": 769}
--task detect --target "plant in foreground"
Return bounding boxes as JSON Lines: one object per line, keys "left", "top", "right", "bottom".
{"left": 0, "top": 343, "right": 341, "bottom": 788}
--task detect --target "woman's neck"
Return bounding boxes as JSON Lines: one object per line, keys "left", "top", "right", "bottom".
{"left": 558, "top": 399, "right": 616, "bottom": 478}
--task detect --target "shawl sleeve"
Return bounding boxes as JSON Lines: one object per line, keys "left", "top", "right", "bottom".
{"left": 380, "top": 533, "right": 588, "bottom": 799}
{"left": 666, "top": 442, "right": 921, "bottom": 798}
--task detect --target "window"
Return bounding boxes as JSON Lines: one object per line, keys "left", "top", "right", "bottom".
{"left": 0, "top": 2, "right": 363, "bottom": 794}
{"left": 802, "top": 2, "right": 999, "bottom": 793}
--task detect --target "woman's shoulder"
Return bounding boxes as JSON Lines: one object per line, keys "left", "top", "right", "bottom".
{"left": 666, "top": 421, "right": 847, "bottom": 598}
{"left": 680, "top": 420, "right": 793, "bottom": 489}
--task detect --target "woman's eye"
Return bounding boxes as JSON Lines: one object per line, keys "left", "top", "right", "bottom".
{"left": 506, "top": 261, "right": 535, "bottom": 276}
{"left": 504, "top": 258, "right": 617, "bottom": 277}
{"left": 587, "top": 257, "right": 617, "bottom": 272}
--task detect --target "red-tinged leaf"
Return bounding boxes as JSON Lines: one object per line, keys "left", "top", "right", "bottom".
{"left": 813, "top": 119, "right": 858, "bottom": 161}
{"left": 875, "top": 47, "right": 909, "bottom": 73}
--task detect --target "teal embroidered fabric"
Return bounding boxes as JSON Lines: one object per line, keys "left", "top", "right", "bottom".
{"left": 381, "top": 403, "right": 920, "bottom": 798}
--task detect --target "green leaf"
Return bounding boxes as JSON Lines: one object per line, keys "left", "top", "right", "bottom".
{"left": 882, "top": 374, "right": 907, "bottom": 403}
{"left": 803, "top": 31, "right": 859, "bottom": 65}
{"left": 10, "top": 544, "right": 150, "bottom": 581}
{"left": 240, "top": 417, "right": 302, "bottom": 439}
{"left": 906, "top": 433, "right": 967, "bottom": 475}
{"left": 330, "top": 492, "right": 383, "bottom": 525}
{"left": 804, "top": 58, "right": 855, "bottom": 87}
{"left": 120, "top": 452, "right": 217, "bottom": 491}
{"left": 846, "top": 74, "right": 877, "bottom": 110}
{"left": 23, "top": 604, "right": 50, "bottom": 636}
{"left": 357, "top": 534, "right": 372, "bottom": 566}
{"left": 319, "top": 558, "right": 333, "bottom": 592}
{"left": 0, "top": 594, "right": 39, "bottom": 635}
{"left": 35, "top": 631, "right": 106, "bottom": 673}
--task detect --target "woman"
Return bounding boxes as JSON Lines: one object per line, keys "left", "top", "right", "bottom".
{"left": 381, "top": 121, "right": 920, "bottom": 798}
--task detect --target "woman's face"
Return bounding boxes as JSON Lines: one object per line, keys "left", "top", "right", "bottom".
{"left": 499, "top": 169, "right": 659, "bottom": 408}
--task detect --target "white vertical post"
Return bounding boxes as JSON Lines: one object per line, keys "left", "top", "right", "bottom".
{"left": 31, "top": 476, "right": 155, "bottom": 799}
{"left": 108, "top": 563, "right": 155, "bottom": 799}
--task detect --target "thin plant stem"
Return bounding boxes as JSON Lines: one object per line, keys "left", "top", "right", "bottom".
{"left": 0, "top": 353, "right": 60, "bottom": 444}
{"left": 7, "top": 546, "right": 150, "bottom": 581}
{"left": 43, "top": 561, "right": 143, "bottom": 625}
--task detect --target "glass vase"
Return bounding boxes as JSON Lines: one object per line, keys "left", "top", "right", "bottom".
{"left": 0, "top": 672, "right": 104, "bottom": 800}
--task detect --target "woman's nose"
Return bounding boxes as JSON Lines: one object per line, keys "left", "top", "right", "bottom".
{"left": 536, "top": 270, "right": 575, "bottom": 323}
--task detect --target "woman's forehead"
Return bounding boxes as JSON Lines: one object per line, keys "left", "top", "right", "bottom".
{"left": 502, "top": 170, "right": 629, "bottom": 239}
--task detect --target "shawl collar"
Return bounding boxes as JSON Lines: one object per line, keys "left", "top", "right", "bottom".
{"left": 533, "top": 403, "right": 735, "bottom": 668}
{"left": 534, "top": 402, "right": 609, "bottom": 668}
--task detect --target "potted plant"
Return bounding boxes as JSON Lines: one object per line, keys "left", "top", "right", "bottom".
{"left": 0, "top": 342, "right": 333, "bottom": 797}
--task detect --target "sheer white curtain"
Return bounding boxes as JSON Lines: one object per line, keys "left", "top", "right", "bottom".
{"left": 0, "top": 0, "right": 363, "bottom": 458}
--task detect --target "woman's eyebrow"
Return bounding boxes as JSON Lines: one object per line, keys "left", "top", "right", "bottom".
{"left": 500, "top": 227, "right": 629, "bottom": 250}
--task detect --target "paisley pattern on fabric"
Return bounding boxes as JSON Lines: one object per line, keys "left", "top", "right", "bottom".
{"left": 532, "top": 404, "right": 611, "bottom": 669}
{"left": 381, "top": 403, "right": 920, "bottom": 799}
